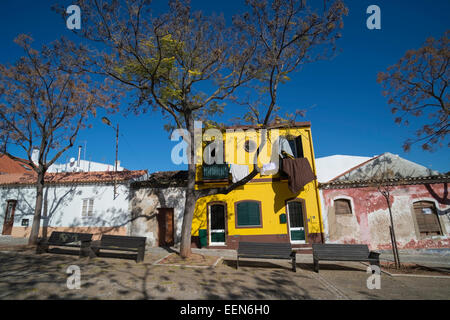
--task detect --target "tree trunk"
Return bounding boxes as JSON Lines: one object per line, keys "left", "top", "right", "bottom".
{"left": 179, "top": 113, "right": 197, "bottom": 258}
{"left": 28, "top": 171, "right": 45, "bottom": 245}
{"left": 386, "top": 195, "right": 401, "bottom": 268}
{"left": 42, "top": 187, "right": 49, "bottom": 239}
{"left": 179, "top": 172, "right": 197, "bottom": 258}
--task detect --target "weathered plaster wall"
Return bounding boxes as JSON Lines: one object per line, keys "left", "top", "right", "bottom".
{"left": 321, "top": 183, "right": 450, "bottom": 250}
{"left": 129, "top": 187, "right": 186, "bottom": 247}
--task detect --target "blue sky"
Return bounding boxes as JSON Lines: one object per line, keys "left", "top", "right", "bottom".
{"left": 0, "top": 0, "right": 449, "bottom": 173}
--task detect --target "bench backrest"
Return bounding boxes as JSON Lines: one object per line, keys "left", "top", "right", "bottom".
{"left": 312, "top": 244, "right": 370, "bottom": 258}
{"left": 48, "top": 231, "right": 93, "bottom": 244}
{"left": 238, "top": 242, "right": 293, "bottom": 257}
{"left": 100, "top": 235, "right": 146, "bottom": 249}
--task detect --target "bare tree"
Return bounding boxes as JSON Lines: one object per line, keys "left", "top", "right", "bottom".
{"left": 377, "top": 31, "right": 449, "bottom": 152}
{"left": 364, "top": 156, "right": 406, "bottom": 268}
{"left": 55, "top": 0, "right": 347, "bottom": 257}
{"left": 0, "top": 35, "right": 118, "bottom": 244}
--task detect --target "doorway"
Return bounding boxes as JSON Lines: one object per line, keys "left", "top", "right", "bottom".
{"left": 208, "top": 203, "right": 226, "bottom": 246}
{"left": 286, "top": 200, "right": 306, "bottom": 244}
{"left": 157, "top": 208, "right": 174, "bottom": 246}
{"left": 2, "top": 200, "right": 17, "bottom": 235}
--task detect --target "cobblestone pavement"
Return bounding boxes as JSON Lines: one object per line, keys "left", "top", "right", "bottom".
{"left": 0, "top": 248, "right": 449, "bottom": 300}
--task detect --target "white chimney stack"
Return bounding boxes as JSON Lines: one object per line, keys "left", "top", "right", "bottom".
{"left": 31, "top": 147, "right": 39, "bottom": 164}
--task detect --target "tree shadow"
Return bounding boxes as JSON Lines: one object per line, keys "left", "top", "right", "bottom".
{"left": 222, "top": 258, "right": 293, "bottom": 271}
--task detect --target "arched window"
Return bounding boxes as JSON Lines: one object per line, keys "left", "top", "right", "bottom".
{"left": 334, "top": 198, "right": 352, "bottom": 215}
{"left": 413, "top": 201, "right": 442, "bottom": 236}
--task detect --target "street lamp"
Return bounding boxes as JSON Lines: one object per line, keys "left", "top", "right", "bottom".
{"left": 102, "top": 117, "right": 119, "bottom": 199}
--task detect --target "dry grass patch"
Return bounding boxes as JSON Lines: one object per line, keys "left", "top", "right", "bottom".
{"left": 381, "top": 261, "right": 450, "bottom": 276}
{"left": 156, "top": 253, "right": 221, "bottom": 267}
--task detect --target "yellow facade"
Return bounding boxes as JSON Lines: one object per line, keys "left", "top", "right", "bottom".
{"left": 192, "top": 123, "right": 323, "bottom": 248}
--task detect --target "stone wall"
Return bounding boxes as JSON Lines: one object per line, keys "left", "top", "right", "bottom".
{"left": 129, "top": 186, "right": 186, "bottom": 247}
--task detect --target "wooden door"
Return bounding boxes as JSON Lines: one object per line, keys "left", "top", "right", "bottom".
{"left": 157, "top": 208, "right": 174, "bottom": 246}
{"left": 2, "top": 200, "right": 17, "bottom": 235}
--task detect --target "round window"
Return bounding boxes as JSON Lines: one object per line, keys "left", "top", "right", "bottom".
{"left": 244, "top": 140, "right": 257, "bottom": 153}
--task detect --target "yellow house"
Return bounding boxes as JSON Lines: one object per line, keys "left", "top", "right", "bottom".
{"left": 191, "top": 121, "right": 324, "bottom": 249}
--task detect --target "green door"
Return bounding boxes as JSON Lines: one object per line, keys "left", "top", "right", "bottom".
{"left": 287, "top": 201, "right": 306, "bottom": 243}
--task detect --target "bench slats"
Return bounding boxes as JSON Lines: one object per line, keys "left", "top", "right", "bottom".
{"left": 47, "top": 231, "right": 93, "bottom": 245}
{"left": 238, "top": 242, "right": 293, "bottom": 258}
{"left": 100, "top": 235, "right": 146, "bottom": 249}
{"left": 312, "top": 243, "right": 380, "bottom": 273}
{"left": 92, "top": 235, "right": 147, "bottom": 263}
{"left": 237, "top": 242, "right": 296, "bottom": 272}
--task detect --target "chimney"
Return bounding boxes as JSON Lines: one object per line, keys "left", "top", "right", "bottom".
{"left": 31, "top": 147, "right": 40, "bottom": 164}
{"left": 115, "top": 160, "right": 121, "bottom": 171}
{"left": 77, "top": 146, "right": 82, "bottom": 167}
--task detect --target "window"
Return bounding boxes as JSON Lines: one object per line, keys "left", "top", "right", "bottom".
{"left": 334, "top": 199, "right": 352, "bottom": 215}
{"left": 287, "top": 136, "right": 304, "bottom": 158}
{"left": 235, "top": 201, "right": 262, "bottom": 227}
{"left": 413, "top": 201, "right": 442, "bottom": 236}
{"left": 82, "top": 199, "right": 94, "bottom": 217}
{"left": 244, "top": 140, "right": 257, "bottom": 153}
{"left": 20, "top": 164, "right": 31, "bottom": 171}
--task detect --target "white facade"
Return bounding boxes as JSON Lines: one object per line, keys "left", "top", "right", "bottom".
{"left": 315, "top": 154, "right": 372, "bottom": 183}
{"left": 0, "top": 182, "right": 132, "bottom": 236}
{"left": 48, "top": 159, "right": 124, "bottom": 173}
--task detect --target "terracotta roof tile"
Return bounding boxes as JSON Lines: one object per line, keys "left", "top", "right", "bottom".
{"left": 0, "top": 154, "right": 33, "bottom": 174}
{"left": 132, "top": 170, "right": 187, "bottom": 188}
{"left": 0, "top": 170, "right": 148, "bottom": 186}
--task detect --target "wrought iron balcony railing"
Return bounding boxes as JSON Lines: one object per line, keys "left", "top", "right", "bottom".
{"left": 202, "top": 164, "right": 229, "bottom": 180}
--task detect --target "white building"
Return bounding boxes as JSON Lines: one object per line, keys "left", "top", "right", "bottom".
{"left": 0, "top": 170, "right": 147, "bottom": 240}
{"left": 29, "top": 145, "right": 125, "bottom": 173}
{"left": 315, "top": 154, "right": 372, "bottom": 183}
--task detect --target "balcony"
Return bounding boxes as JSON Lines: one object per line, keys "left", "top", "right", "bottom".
{"left": 202, "top": 164, "right": 229, "bottom": 181}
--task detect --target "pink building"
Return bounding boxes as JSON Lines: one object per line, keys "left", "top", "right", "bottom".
{"left": 318, "top": 153, "right": 450, "bottom": 250}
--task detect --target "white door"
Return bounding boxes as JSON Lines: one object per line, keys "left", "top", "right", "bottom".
{"left": 209, "top": 204, "right": 226, "bottom": 245}
{"left": 287, "top": 201, "right": 306, "bottom": 244}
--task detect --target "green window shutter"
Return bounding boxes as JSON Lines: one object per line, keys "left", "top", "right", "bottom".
{"left": 236, "top": 201, "right": 261, "bottom": 226}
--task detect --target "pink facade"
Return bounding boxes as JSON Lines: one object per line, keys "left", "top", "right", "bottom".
{"left": 321, "top": 182, "right": 450, "bottom": 250}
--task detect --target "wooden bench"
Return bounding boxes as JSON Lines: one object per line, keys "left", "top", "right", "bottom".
{"left": 91, "top": 235, "right": 147, "bottom": 263}
{"left": 36, "top": 231, "right": 93, "bottom": 257}
{"left": 237, "top": 242, "right": 296, "bottom": 272}
{"left": 312, "top": 244, "right": 380, "bottom": 273}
